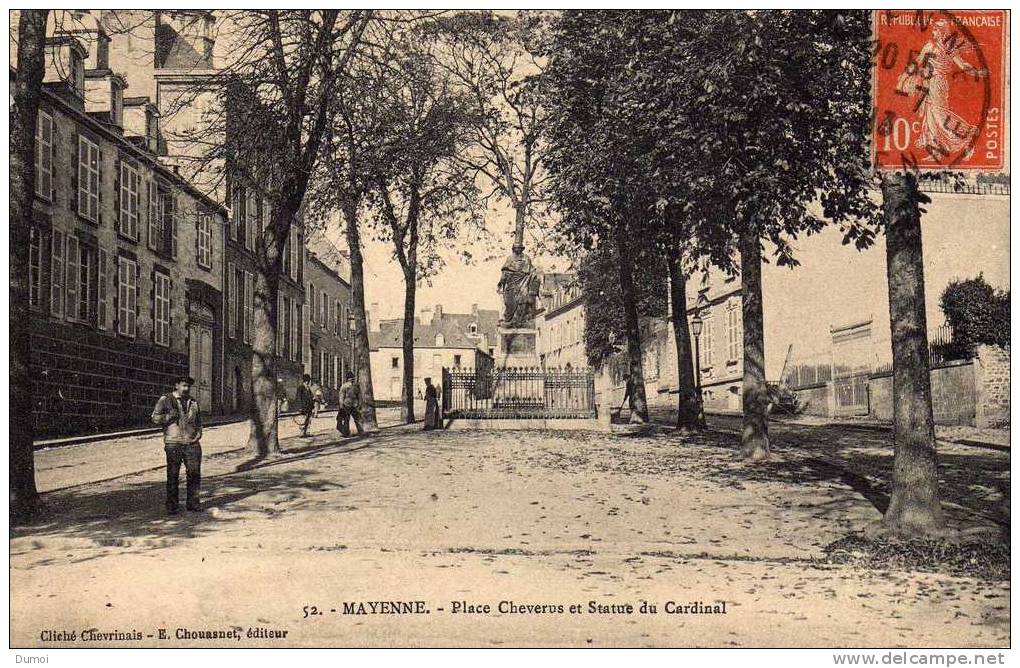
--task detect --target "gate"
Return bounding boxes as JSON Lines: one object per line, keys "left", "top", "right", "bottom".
{"left": 442, "top": 367, "right": 595, "bottom": 419}
{"left": 833, "top": 375, "right": 869, "bottom": 417}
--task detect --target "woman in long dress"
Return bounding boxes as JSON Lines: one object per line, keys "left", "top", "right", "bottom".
{"left": 423, "top": 377, "right": 441, "bottom": 430}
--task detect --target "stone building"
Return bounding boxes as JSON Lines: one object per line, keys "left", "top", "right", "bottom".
{"left": 23, "top": 20, "right": 226, "bottom": 437}
{"left": 536, "top": 273, "right": 587, "bottom": 370}
{"left": 368, "top": 304, "right": 498, "bottom": 404}
{"left": 102, "top": 9, "right": 309, "bottom": 411}
{"left": 303, "top": 249, "right": 354, "bottom": 404}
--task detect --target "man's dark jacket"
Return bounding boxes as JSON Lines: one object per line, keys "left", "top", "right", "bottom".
{"left": 296, "top": 384, "right": 314, "bottom": 415}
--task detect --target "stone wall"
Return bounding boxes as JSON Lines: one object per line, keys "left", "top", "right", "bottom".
{"left": 794, "top": 360, "right": 980, "bottom": 426}
{"left": 974, "top": 345, "right": 1010, "bottom": 428}
{"left": 868, "top": 363, "right": 976, "bottom": 426}
{"left": 792, "top": 383, "right": 830, "bottom": 417}
{"left": 31, "top": 318, "right": 188, "bottom": 438}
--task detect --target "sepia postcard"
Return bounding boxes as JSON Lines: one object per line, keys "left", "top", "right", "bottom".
{"left": 7, "top": 7, "right": 1011, "bottom": 658}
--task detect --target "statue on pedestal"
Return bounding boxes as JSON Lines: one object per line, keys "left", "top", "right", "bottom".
{"left": 498, "top": 247, "right": 540, "bottom": 328}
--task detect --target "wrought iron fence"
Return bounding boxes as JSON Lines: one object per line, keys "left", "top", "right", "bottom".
{"left": 920, "top": 180, "right": 1010, "bottom": 196}
{"left": 928, "top": 322, "right": 972, "bottom": 368}
{"left": 442, "top": 366, "right": 596, "bottom": 419}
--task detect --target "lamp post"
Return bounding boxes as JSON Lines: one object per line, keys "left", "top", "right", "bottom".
{"left": 348, "top": 312, "right": 357, "bottom": 381}
{"left": 691, "top": 294, "right": 709, "bottom": 428}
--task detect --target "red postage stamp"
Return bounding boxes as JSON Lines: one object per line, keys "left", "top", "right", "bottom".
{"left": 872, "top": 10, "right": 1007, "bottom": 171}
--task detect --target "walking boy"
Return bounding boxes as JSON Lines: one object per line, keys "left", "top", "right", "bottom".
{"left": 151, "top": 376, "right": 203, "bottom": 514}
{"left": 297, "top": 374, "right": 315, "bottom": 437}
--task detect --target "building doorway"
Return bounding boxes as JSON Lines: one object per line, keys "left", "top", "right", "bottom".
{"left": 189, "top": 322, "right": 213, "bottom": 412}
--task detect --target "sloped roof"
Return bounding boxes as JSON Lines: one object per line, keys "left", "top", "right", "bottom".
{"left": 370, "top": 308, "right": 500, "bottom": 351}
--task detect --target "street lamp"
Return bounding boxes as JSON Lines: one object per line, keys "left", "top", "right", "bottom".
{"left": 348, "top": 312, "right": 357, "bottom": 380}
{"left": 691, "top": 294, "right": 709, "bottom": 428}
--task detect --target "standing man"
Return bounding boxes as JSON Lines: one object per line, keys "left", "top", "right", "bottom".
{"left": 297, "top": 374, "right": 315, "bottom": 437}
{"left": 151, "top": 376, "right": 203, "bottom": 514}
{"left": 336, "top": 372, "right": 364, "bottom": 437}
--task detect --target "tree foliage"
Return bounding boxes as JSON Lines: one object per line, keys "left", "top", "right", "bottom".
{"left": 578, "top": 246, "right": 667, "bottom": 368}
{"left": 940, "top": 274, "right": 1010, "bottom": 349}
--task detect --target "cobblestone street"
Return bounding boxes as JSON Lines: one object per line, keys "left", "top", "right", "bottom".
{"left": 11, "top": 417, "right": 1009, "bottom": 648}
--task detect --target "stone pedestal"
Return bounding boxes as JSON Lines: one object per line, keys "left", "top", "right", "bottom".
{"left": 496, "top": 326, "right": 540, "bottom": 369}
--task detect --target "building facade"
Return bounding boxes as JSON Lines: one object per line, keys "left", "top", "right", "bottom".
{"left": 368, "top": 304, "right": 498, "bottom": 403}
{"left": 304, "top": 250, "right": 354, "bottom": 405}
{"left": 103, "top": 9, "right": 311, "bottom": 413}
{"left": 25, "top": 22, "right": 226, "bottom": 437}
{"left": 536, "top": 273, "right": 587, "bottom": 370}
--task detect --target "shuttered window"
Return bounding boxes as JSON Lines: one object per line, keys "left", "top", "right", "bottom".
{"left": 77, "top": 136, "right": 100, "bottom": 222}
{"left": 29, "top": 227, "right": 43, "bottom": 309}
{"left": 147, "top": 181, "right": 161, "bottom": 251}
{"left": 244, "top": 191, "right": 257, "bottom": 251}
{"left": 226, "top": 261, "right": 236, "bottom": 338}
{"left": 119, "top": 161, "right": 140, "bottom": 240}
{"left": 35, "top": 110, "right": 53, "bottom": 200}
{"left": 97, "top": 248, "right": 109, "bottom": 330}
{"left": 197, "top": 213, "right": 212, "bottom": 268}
{"left": 153, "top": 271, "right": 171, "bottom": 347}
{"left": 117, "top": 256, "right": 138, "bottom": 337}
{"left": 243, "top": 271, "right": 254, "bottom": 344}
{"left": 50, "top": 230, "right": 65, "bottom": 317}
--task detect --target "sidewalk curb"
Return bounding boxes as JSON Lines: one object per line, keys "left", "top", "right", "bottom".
{"left": 33, "top": 410, "right": 340, "bottom": 451}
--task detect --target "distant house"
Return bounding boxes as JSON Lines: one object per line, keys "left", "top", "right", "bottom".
{"left": 367, "top": 304, "right": 498, "bottom": 402}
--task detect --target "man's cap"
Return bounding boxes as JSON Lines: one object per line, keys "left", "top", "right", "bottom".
{"left": 174, "top": 376, "right": 195, "bottom": 386}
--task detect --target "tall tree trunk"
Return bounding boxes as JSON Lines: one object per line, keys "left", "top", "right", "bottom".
{"left": 400, "top": 266, "right": 416, "bottom": 423}
{"left": 344, "top": 206, "right": 379, "bottom": 430}
{"left": 613, "top": 221, "right": 648, "bottom": 423}
{"left": 880, "top": 172, "right": 944, "bottom": 536}
{"left": 247, "top": 271, "right": 280, "bottom": 455}
{"left": 739, "top": 230, "right": 770, "bottom": 461}
{"left": 666, "top": 248, "right": 700, "bottom": 430}
{"left": 10, "top": 9, "right": 48, "bottom": 522}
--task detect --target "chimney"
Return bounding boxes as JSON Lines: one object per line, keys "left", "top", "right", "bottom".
{"left": 433, "top": 304, "right": 443, "bottom": 324}
{"left": 368, "top": 302, "right": 380, "bottom": 333}
{"left": 471, "top": 303, "right": 479, "bottom": 317}
{"left": 420, "top": 305, "right": 433, "bottom": 325}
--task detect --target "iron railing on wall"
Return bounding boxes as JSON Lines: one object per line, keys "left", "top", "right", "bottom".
{"left": 929, "top": 323, "right": 973, "bottom": 368}
{"left": 442, "top": 366, "right": 596, "bottom": 419}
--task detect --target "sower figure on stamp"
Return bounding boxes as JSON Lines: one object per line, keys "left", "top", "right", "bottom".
{"left": 297, "top": 374, "right": 315, "bottom": 437}
{"left": 151, "top": 376, "right": 203, "bottom": 514}
{"left": 336, "top": 372, "right": 364, "bottom": 437}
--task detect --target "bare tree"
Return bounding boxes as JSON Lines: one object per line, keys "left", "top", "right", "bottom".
{"left": 10, "top": 9, "right": 49, "bottom": 522}
{"left": 164, "top": 10, "right": 374, "bottom": 455}
{"left": 432, "top": 11, "right": 551, "bottom": 254}
{"left": 369, "top": 32, "right": 482, "bottom": 423}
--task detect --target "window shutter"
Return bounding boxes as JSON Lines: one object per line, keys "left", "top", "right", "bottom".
{"left": 50, "top": 230, "right": 65, "bottom": 317}
{"left": 97, "top": 148, "right": 105, "bottom": 226}
{"left": 133, "top": 262, "right": 139, "bottom": 337}
{"left": 65, "top": 236, "right": 79, "bottom": 321}
{"left": 277, "top": 292, "right": 284, "bottom": 353}
{"left": 48, "top": 115, "right": 57, "bottom": 202}
{"left": 97, "top": 248, "right": 108, "bottom": 330}
{"left": 113, "top": 256, "right": 120, "bottom": 333}
{"left": 170, "top": 195, "right": 178, "bottom": 260}
{"left": 114, "top": 157, "right": 122, "bottom": 233}
{"left": 69, "top": 133, "right": 79, "bottom": 212}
